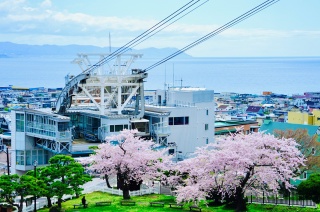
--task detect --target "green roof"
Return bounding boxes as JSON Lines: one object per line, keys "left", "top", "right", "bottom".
{"left": 215, "top": 129, "right": 237, "bottom": 135}
{"left": 260, "top": 121, "right": 319, "bottom": 136}
{"left": 215, "top": 120, "right": 257, "bottom": 128}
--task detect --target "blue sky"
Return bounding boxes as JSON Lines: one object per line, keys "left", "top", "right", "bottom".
{"left": 0, "top": 0, "right": 319, "bottom": 57}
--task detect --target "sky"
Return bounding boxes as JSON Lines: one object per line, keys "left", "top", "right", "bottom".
{"left": 0, "top": 0, "right": 319, "bottom": 57}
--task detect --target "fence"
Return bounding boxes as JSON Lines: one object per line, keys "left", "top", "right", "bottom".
{"left": 21, "top": 196, "right": 58, "bottom": 212}
{"left": 7, "top": 178, "right": 160, "bottom": 212}
{"left": 246, "top": 191, "right": 317, "bottom": 208}
{"left": 99, "top": 187, "right": 158, "bottom": 196}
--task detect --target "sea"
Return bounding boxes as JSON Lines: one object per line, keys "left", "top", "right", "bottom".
{"left": 0, "top": 56, "right": 319, "bottom": 96}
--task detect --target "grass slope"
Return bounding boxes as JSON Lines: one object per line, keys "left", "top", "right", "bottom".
{"left": 37, "top": 192, "right": 319, "bottom": 212}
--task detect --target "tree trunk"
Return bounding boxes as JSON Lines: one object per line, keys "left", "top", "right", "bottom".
{"left": 105, "top": 174, "right": 112, "bottom": 188}
{"left": 57, "top": 198, "right": 62, "bottom": 208}
{"left": 123, "top": 183, "right": 131, "bottom": 200}
{"left": 17, "top": 196, "right": 24, "bottom": 212}
{"left": 117, "top": 173, "right": 130, "bottom": 200}
{"left": 235, "top": 187, "right": 247, "bottom": 212}
{"left": 46, "top": 196, "right": 52, "bottom": 207}
{"left": 17, "top": 205, "right": 22, "bottom": 212}
{"left": 117, "top": 173, "right": 123, "bottom": 190}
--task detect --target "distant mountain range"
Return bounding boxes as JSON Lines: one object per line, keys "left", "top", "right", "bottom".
{"left": 0, "top": 42, "right": 192, "bottom": 59}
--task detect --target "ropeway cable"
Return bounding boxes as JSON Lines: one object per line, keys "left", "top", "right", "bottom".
{"left": 83, "top": 0, "right": 207, "bottom": 74}
{"left": 130, "top": 0, "right": 209, "bottom": 49}
{"left": 144, "top": 0, "right": 279, "bottom": 72}
{"left": 55, "top": 0, "right": 206, "bottom": 111}
{"left": 143, "top": 0, "right": 279, "bottom": 72}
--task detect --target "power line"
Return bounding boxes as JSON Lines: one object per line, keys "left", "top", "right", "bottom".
{"left": 143, "top": 0, "right": 279, "bottom": 72}
{"left": 83, "top": 0, "right": 207, "bottom": 74}
{"left": 131, "top": 0, "right": 209, "bottom": 49}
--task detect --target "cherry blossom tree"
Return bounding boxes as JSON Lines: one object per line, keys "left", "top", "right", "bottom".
{"left": 171, "top": 132, "right": 305, "bottom": 212}
{"left": 87, "top": 129, "right": 172, "bottom": 200}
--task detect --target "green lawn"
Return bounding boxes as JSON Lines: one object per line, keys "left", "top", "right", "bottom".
{"left": 37, "top": 192, "right": 319, "bottom": 212}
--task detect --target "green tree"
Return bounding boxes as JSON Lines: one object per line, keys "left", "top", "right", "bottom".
{"left": 297, "top": 173, "right": 320, "bottom": 203}
{"left": 0, "top": 174, "right": 45, "bottom": 212}
{"left": 26, "top": 166, "right": 56, "bottom": 207}
{"left": 46, "top": 155, "right": 92, "bottom": 208}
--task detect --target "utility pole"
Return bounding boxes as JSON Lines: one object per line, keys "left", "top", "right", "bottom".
{"left": 34, "top": 160, "right": 38, "bottom": 212}
{"left": 6, "top": 146, "right": 9, "bottom": 175}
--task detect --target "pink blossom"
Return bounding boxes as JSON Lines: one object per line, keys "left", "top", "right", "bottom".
{"left": 87, "top": 129, "right": 172, "bottom": 189}
{"left": 172, "top": 132, "right": 305, "bottom": 204}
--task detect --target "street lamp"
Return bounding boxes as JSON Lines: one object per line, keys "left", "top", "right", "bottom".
{"left": 33, "top": 160, "right": 37, "bottom": 212}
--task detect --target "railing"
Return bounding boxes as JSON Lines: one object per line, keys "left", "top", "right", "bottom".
{"left": 99, "top": 187, "right": 158, "bottom": 196}
{"left": 152, "top": 122, "right": 170, "bottom": 135}
{"left": 25, "top": 127, "right": 71, "bottom": 141}
{"left": 26, "top": 121, "right": 56, "bottom": 138}
{"left": 57, "top": 131, "right": 72, "bottom": 140}
{"left": 173, "top": 100, "right": 195, "bottom": 108}
{"left": 246, "top": 192, "right": 317, "bottom": 208}
{"left": 17, "top": 179, "right": 160, "bottom": 211}
{"left": 21, "top": 196, "right": 58, "bottom": 212}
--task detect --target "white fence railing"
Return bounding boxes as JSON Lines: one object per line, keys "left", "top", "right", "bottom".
{"left": 17, "top": 179, "right": 160, "bottom": 212}
{"left": 98, "top": 187, "right": 158, "bottom": 196}
{"left": 21, "top": 196, "right": 58, "bottom": 212}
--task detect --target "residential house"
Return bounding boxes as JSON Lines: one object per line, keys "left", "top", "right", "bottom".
{"left": 246, "top": 106, "right": 264, "bottom": 115}
{"left": 260, "top": 119, "right": 320, "bottom": 185}
{"left": 288, "top": 109, "right": 320, "bottom": 126}
{"left": 215, "top": 120, "right": 259, "bottom": 136}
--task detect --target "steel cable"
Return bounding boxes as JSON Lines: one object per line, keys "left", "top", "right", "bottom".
{"left": 143, "top": 0, "right": 279, "bottom": 72}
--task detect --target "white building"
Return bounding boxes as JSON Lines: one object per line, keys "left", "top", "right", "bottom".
{"left": 145, "top": 87, "right": 215, "bottom": 160}
{"left": 9, "top": 53, "right": 215, "bottom": 174}
{"left": 11, "top": 109, "right": 71, "bottom": 175}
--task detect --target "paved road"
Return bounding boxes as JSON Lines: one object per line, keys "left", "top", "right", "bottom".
{"left": 0, "top": 151, "right": 10, "bottom": 175}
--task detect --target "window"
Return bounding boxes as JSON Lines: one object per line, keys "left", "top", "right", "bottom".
{"left": 312, "top": 147, "right": 316, "bottom": 155}
{"left": 131, "top": 122, "right": 148, "bottom": 133}
{"left": 168, "top": 117, "right": 189, "bottom": 125}
{"left": 115, "top": 125, "right": 124, "bottom": 132}
{"left": 16, "top": 150, "right": 25, "bottom": 165}
{"left": 32, "top": 150, "right": 37, "bottom": 163}
{"left": 110, "top": 124, "right": 129, "bottom": 132}
{"left": 185, "top": 117, "right": 189, "bottom": 125}
{"left": 58, "top": 122, "right": 68, "bottom": 132}
{"left": 16, "top": 113, "right": 25, "bottom": 132}
{"left": 205, "top": 124, "right": 209, "bottom": 130}
{"left": 206, "top": 110, "right": 209, "bottom": 115}
{"left": 168, "top": 149, "right": 175, "bottom": 155}
{"left": 169, "top": 117, "right": 173, "bottom": 125}
{"left": 38, "top": 150, "right": 44, "bottom": 164}
{"left": 303, "top": 172, "right": 307, "bottom": 179}
{"left": 174, "top": 117, "right": 184, "bottom": 125}
{"left": 206, "top": 138, "right": 209, "bottom": 144}
{"left": 26, "top": 150, "right": 32, "bottom": 165}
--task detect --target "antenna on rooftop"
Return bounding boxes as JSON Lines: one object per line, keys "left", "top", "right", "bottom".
{"left": 176, "top": 78, "right": 183, "bottom": 88}
{"left": 173, "top": 63, "right": 175, "bottom": 88}
{"left": 109, "top": 32, "right": 111, "bottom": 53}
{"left": 164, "top": 64, "right": 167, "bottom": 90}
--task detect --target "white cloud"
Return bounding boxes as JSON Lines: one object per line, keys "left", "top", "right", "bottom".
{"left": 41, "top": 0, "right": 52, "bottom": 8}
{"left": 0, "top": 0, "right": 319, "bottom": 57}
{"left": 22, "top": 6, "right": 36, "bottom": 12}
